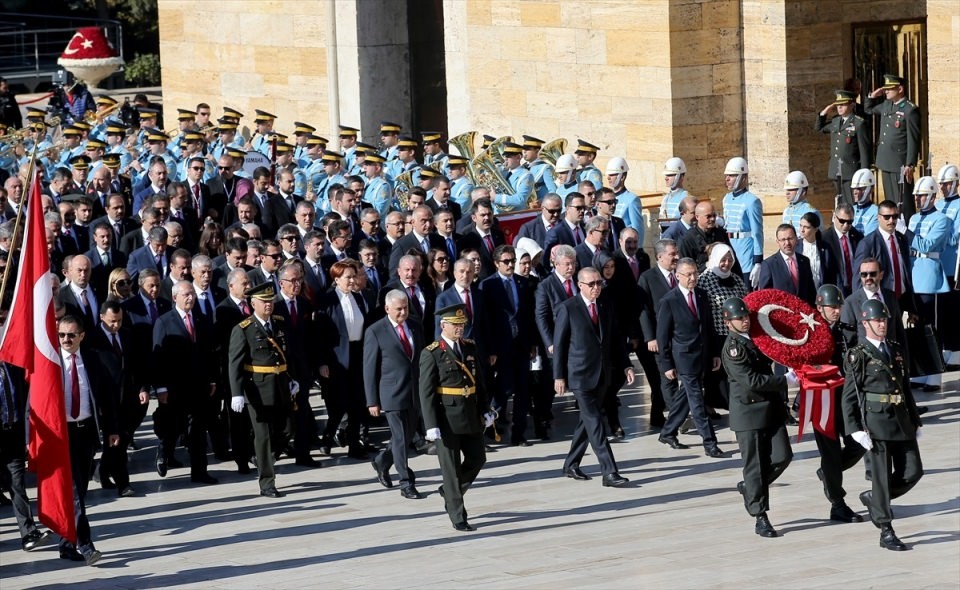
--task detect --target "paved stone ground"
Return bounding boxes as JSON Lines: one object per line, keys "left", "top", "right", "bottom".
{"left": 2, "top": 368, "right": 958, "bottom": 589}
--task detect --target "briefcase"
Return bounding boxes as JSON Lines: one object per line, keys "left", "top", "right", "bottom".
{"left": 906, "top": 323, "right": 945, "bottom": 378}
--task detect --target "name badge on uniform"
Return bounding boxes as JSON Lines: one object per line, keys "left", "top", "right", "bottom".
{"left": 845, "top": 137, "right": 852, "bottom": 144}
{"left": 895, "top": 121, "right": 901, "bottom": 128}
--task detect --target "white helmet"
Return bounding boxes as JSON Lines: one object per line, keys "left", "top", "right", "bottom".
{"left": 724, "top": 157, "right": 748, "bottom": 175}
{"left": 663, "top": 157, "right": 687, "bottom": 175}
{"left": 850, "top": 168, "right": 875, "bottom": 204}
{"left": 783, "top": 170, "right": 809, "bottom": 204}
{"left": 913, "top": 175, "right": 938, "bottom": 211}
{"left": 605, "top": 156, "right": 629, "bottom": 175}
{"left": 554, "top": 154, "right": 577, "bottom": 173}
{"left": 937, "top": 163, "right": 959, "bottom": 198}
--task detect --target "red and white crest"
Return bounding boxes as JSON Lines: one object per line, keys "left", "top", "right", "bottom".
{"left": 744, "top": 289, "right": 834, "bottom": 367}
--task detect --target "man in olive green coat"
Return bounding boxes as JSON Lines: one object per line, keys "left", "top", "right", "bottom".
{"left": 720, "top": 297, "right": 793, "bottom": 538}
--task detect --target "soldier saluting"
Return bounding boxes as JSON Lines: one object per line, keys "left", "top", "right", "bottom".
{"left": 842, "top": 298, "right": 923, "bottom": 551}
{"left": 419, "top": 304, "right": 494, "bottom": 532}
{"left": 227, "top": 282, "right": 300, "bottom": 499}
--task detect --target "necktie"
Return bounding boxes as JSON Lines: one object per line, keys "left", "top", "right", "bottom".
{"left": 183, "top": 312, "right": 195, "bottom": 342}
{"left": 888, "top": 233, "right": 902, "bottom": 297}
{"left": 289, "top": 299, "right": 298, "bottom": 329}
{"left": 193, "top": 183, "right": 201, "bottom": 209}
{"left": 408, "top": 287, "right": 423, "bottom": 315}
{"left": 840, "top": 234, "right": 853, "bottom": 286}
{"left": 69, "top": 354, "right": 80, "bottom": 419}
{"left": 446, "top": 237, "right": 456, "bottom": 260}
{"left": 149, "top": 300, "right": 159, "bottom": 323}
{"left": 114, "top": 220, "right": 122, "bottom": 237}
{"left": 589, "top": 302, "right": 598, "bottom": 325}
{"left": 397, "top": 324, "right": 413, "bottom": 359}
{"left": 454, "top": 341, "right": 463, "bottom": 361}
{"left": 483, "top": 234, "right": 495, "bottom": 253}
{"left": 873, "top": 292, "right": 881, "bottom": 301}
{"left": 878, "top": 341, "right": 890, "bottom": 363}
{"left": 367, "top": 267, "right": 379, "bottom": 292}
{"left": 101, "top": 250, "right": 109, "bottom": 266}
{"left": 240, "top": 300, "right": 251, "bottom": 315}
{"left": 264, "top": 322, "right": 273, "bottom": 337}
{"left": 564, "top": 278, "right": 573, "bottom": 298}
{"left": 573, "top": 226, "right": 582, "bottom": 245}
{"left": 504, "top": 278, "right": 516, "bottom": 311}
{"left": 686, "top": 290, "right": 699, "bottom": 320}
{"left": 787, "top": 256, "right": 799, "bottom": 290}
{"left": 421, "top": 237, "right": 429, "bottom": 253}
{"left": 111, "top": 332, "right": 122, "bottom": 357}
{"left": 629, "top": 257, "right": 639, "bottom": 280}
{"left": 155, "top": 253, "right": 164, "bottom": 275}
{"left": 79, "top": 288, "right": 89, "bottom": 314}
{"left": 669, "top": 272, "right": 678, "bottom": 288}
{"left": 463, "top": 288, "right": 473, "bottom": 320}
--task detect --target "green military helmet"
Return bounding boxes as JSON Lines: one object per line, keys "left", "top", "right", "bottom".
{"left": 721, "top": 297, "right": 750, "bottom": 320}
{"left": 816, "top": 284, "right": 844, "bottom": 307}
{"left": 860, "top": 298, "right": 890, "bottom": 321}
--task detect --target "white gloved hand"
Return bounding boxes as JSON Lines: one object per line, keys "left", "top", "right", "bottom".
{"left": 231, "top": 396, "right": 245, "bottom": 412}
{"left": 785, "top": 369, "right": 799, "bottom": 387}
{"left": 749, "top": 263, "right": 762, "bottom": 289}
{"left": 851, "top": 430, "right": 873, "bottom": 451}
{"left": 483, "top": 411, "right": 496, "bottom": 428}
{"left": 289, "top": 381, "right": 300, "bottom": 396}
{"left": 425, "top": 427, "right": 442, "bottom": 442}
{"left": 915, "top": 427, "right": 922, "bottom": 440}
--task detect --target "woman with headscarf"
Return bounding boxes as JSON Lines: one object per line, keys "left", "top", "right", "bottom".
{"left": 592, "top": 250, "right": 631, "bottom": 440}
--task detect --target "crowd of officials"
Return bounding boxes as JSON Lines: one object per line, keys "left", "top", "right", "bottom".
{"left": 0, "top": 72, "right": 956, "bottom": 564}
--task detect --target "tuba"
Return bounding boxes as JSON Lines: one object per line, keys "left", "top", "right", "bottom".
{"left": 485, "top": 135, "right": 512, "bottom": 167}
{"left": 540, "top": 138, "right": 567, "bottom": 167}
{"left": 472, "top": 149, "right": 514, "bottom": 199}
{"left": 393, "top": 170, "right": 414, "bottom": 210}
{"left": 449, "top": 131, "right": 480, "bottom": 185}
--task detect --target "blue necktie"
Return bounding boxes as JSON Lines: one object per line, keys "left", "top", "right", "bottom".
{"left": 446, "top": 237, "right": 456, "bottom": 260}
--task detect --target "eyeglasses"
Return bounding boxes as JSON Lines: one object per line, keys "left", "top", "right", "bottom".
{"left": 434, "top": 257, "right": 449, "bottom": 263}
{"left": 498, "top": 258, "right": 516, "bottom": 265}
{"left": 700, "top": 213, "right": 717, "bottom": 218}
{"left": 58, "top": 332, "right": 78, "bottom": 339}
{"left": 265, "top": 253, "right": 283, "bottom": 259}
{"left": 217, "top": 166, "right": 231, "bottom": 170}
{"left": 114, "top": 279, "right": 131, "bottom": 287}
{"left": 879, "top": 213, "right": 898, "bottom": 220}
{"left": 543, "top": 208, "right": 561, "bottom": 215}
{"left": 860, "top": 271, "right": 878, "bottom": 277}
{"left": 834, "top": 217, "right": 853, "bottom": 225}
{"left": 598, "top": 199, "right": 617, "bottom": 205}
{"left": 280, "top": 236, "right": 298, "bottom": 241}
{"left": 677, "top": 271, "right": 698, "bottom": 278}
{"left": 571, "top": 205, "right": 587, "bottom": 211}
{"left": 280, "top": 278, "right": 303, "bottom": 284}
{"left": 590, "top": 229, "right": 610, "bottom": 236}
{"left": 579, "top": 280, "right": 603, "bottom": 288}
{"left": 190, "top": 166, "right": 204, "bottom": 171}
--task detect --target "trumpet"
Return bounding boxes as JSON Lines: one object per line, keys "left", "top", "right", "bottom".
{"left": 86, "top": 101, "right": 123, "bottom": 125}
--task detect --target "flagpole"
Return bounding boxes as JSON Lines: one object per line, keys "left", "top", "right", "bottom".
{"left": 0, "top": 141, "right": 40, "bottom": 309}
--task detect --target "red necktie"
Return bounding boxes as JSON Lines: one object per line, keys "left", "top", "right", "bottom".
{"left": 463, "top": 289, "right": 473, "bottom": 320}
{"left": 397, "top": 324, "right": 413, "bottom": 359}
{"left": 193, "top": 183, "right": 201, "bottom": 210}
{"left": 669, "top": 273, "right": 677, "bottom": 288}
{"left": 184, "top": 312, "right": 195, "bottom": 342}
{"left": 787, "top": 256, "right": 799, "bottom": 290}
{"left": 564, "top": 278, "right": 573, "bottom": 297}
{"left": 240, "top": 300, "right": 251, "bottom": 316}
{"left": 69, "top": 354, "right": 80, "bottom": 419}
{"left": 573, "top": 226, "right": 583, "bottom": 244}
{"left": 589, "top": 302, "right": 598, "bottom": 325}
{"left": 840, "top": 234, "right": 853, "bottom": 286}
{"left": 483, "top": 234, "right": 495, "bottom": 253}
{"left": 888, "top": 233, "right": 902, "bottom": 297}
{"left": 289, "top": 299, "right": 297, "bottom": 329}
{"left": 686, "top": 290, "right": 698, "bottom": 320}
{"left": 629, "top": 257, "right": 639, "bottom": 280}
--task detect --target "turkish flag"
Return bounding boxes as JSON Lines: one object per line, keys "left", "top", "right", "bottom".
{"left": 0, "top": 170, "right": 76, "bottom": 543}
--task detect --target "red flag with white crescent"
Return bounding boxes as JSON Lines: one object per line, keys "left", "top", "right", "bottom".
{"left": 0, "top": 171, "right": 76, "bottom": 543}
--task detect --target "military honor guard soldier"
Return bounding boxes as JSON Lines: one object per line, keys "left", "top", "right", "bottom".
{"left": 815, "top": 89, "right": 873, "bottom": 204}
{"left": 865, "top": 74, "right": 921, "bottom": 222}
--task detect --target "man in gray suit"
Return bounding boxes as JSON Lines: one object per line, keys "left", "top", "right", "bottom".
{"left": 365, "top": 289, "right": 425, "bottom": 499}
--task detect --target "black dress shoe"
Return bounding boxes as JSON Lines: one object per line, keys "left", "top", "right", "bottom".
{"left": 60, "top": 547, "right": 86, "bottom": 561}
{"left": 830, "top": 502, "right": 863, "bottom": 523}
{"left": 755, "top": 513, "right": 778, "bottom": 537}
{"left": 736, "top": 481, "right": 746, "bottom": 497}
{"left": 118, "top": 486, "right": 136, "bottom": 498}
{"left": 611, "top": 428, "right": 626, "bottom": 441}
{"left": 80, "top": 546, "right": 103, "bottom": 566}
{"left": 706, "top": 409, "right": 722, "bottom": 420}
{"left": 563, "top": 467, "right": 591, "bottom": 481}
{"left": 372, "top": 460, "right": 393, "bottom": 489}
{"left": 922, "top": 385, "right": 940, "bottom": 393}
{"left": 100, "top": 478, "right": 116, "bottom": 490}
{"left": 400, "top": 486, "right": 424, "bottom": 499}
{"left": 704, "top": 446, "right": 725, "bottom": 458}
{"left": 658, "top": 435, "right": 689, "bottom": 450}
{"left": 318, "top": 445, "right": 332, "bottom": 456}
{"left": 510, "top": 438, "right": 533, "bottom": 447}
{"left": 260, "top": 487, "right": 284, "bottom": 498}
{"left": 453, "top": 521, "right": 476, "bottom": 532}
{"left": 437, "top": 485, "right": 445, "bottom": 498}
{"left": 190, "top": 474, "right": 219, "bottom": 485}
{"left": 601, "top": 473, "right": 629, "bottom": 487}
{"left": 880, "top": 525, "right": 908, "bottom": 551}
{"left": 347, "top": 448, "right": 369, "bottom": 460}
{"left": 295, "top": 457, "right": 321, "bottom": 467}
{"left": 917, "top": 406, "right": 929, "bottom": 415}
{"left": 22, "top": 530, "right": 51, "bottom": 551}
{"left": 859, "top": 491, "right": 880, "bottom": 529}
{"left": 237, "top": 462, "right": 252, "bottom": 475}
{"left": 785, "top": 415, "right": 799, "bottom": 426}
{"left": 156, "top": 453, "right": 168, "bottom": 478}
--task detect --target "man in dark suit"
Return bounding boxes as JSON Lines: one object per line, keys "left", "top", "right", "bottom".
{"left": 661, "top": 196, "right": 697, "bottom": 243}
{"left": 91, "top": 194, "right": 139, "bottom": 249}
{"left": 821, "top": 204, "right": 864, "bottom": 296}
{"left": 86, "top": 221, "right": 128, "bottom": 302}
{"left": 680, "top": 200, "right": 741, "bottom": 274}
{"left": 301, "top": 230, "right": 329, "bottom": 305}
{"left": 261, "top": 170, "right": 301, "bottom": 239}
{"left": 365, "top": 290, "right": 425, "bottom": 499}
{"left": 381, "top": 253, "right": 436, "bottom": 332}
{"left": 119, "top": 205, "right": 161, "bottom": 256}
{"left": 593, "top": 187, "right": 626, "bottom": 253}
{"left": 554, "top": 267, "right": 634, "bottom": 487}
{"left": 131, "top": 159, "right": 171, "bottom": 214}
{"left": 514, "top": 194, "right": 562, "bottom": 249}
{"left": 853, "top": 200, "right": 916, "bottom": 314}
{"left": 389, "top": 205, "right": 445, "bottom": 275}
{"left": 215, "top": 268, "right": 256, "bottom": 473}
{"left": 480, "top": 245, "right": 537, "bottom": 446}
{"left": 456, "top": 198, "right": 504, "bottom": 279}
{"left": 207, "top": 154, "right": 241, "bottom": 219}
{"left": 840, "top": 257, "right": 907, "bottom": 348}
{"left": 433, "top": 209, "right": 461, "bottom": 263}
{"left": 152, "top": 280, "right": 219, "bottom": 484}
{"left": 426, "top": 177, "right": 463, "bottom": 223}
{"left": 185, "top": 154, "right": 225, "bottom": 223}
{"left": 126, "top": 226, "right": 169, "bottom": 284}
{"left": 213, "top": 238, "right": 249, "bottom": 293}
{"left": 656, "top": 257, "right": 725, "bottom": 457}
{"left": 434, "top": 258, "right": 483, "bottom": 343}
{"left": 637, "top": 239, "right": 680, "bottom": 428}
{"left": 58, "top": 255, "right": 100, "bottom": 334}
{"left": 534, "top": 244, "right": 578, "bottom": 438}
{"left": 757, "top": 224, "right": 817, "bottom": 306}
{"left": 614, "top": 227, "right": 650, "bottom": 283}
{"left": 246, "top": 239, "right": 283, "bottom": 292}
{"left": 543, "top": 192, "right": 586, "bottom": 264}
{"left": 574, "top": 215, "right": 609, "bottom": 270}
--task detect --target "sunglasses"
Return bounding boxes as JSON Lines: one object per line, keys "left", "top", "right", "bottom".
{"left": 570, "top": 206, "right": 587, "bottom": 211}
{"left": 834, "top": 217, "right": 853, "bottom": 225}
{"left": 217, "top": 166, "right": 231, "bottom": 171}
{"left": 498, "top": 258, "right": 516, "bottom": 264}
{"left": 579, "top": 280, "right": 603, "bottom": 288}
{"left": 280, "top": 236, "right": 298, "bottom": 241}
{"left": 114, "top": 279, "right": 131, "bottom": 287}
{"left": 58, "top": 332, "right": 79, "bottom": 339}
{"left": 878, "top": 213, "right": 898, "bottom": 220}
{"left": 860, "top": 271, "right": 878, "bottom": 278}
{"left": 265, "top": 253, "right": 283, "bottom": 259}
{"left": 598, "top": 199, "right": 617, "bottom": 205}
{"left": 543, "top": 208, "right": 562, "bottom": 215}
{"left": 190, "top": 166, "right": 204, "bottom": 171}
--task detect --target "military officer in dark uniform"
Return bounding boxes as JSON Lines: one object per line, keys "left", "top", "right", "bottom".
{"left": 227, "top": 282, "right": 297, "bottom": 499}
{"left": 813, "top": 284, "right": 865, "bottom": 522}
{"left": 816, "top": 90, "right": 872, "bottom": 204}
{"left": 865, "top": 74, "right": 922, "bottom": 221}
{"left": 419, "top": 304, "right": 493, "bottom": 532}
{"left": 720, "top": 297, "right": 793, "bottom": 538}
{"left": 842, "top": 298, "right": 922, "bottom": 551}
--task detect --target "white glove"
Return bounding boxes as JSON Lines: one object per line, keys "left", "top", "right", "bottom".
{"left": 483, "top": 411, "right": 496, "bottom": 428}
{"left": 915, "top": 427, "right": 922, "bottom": 440}
{"left": 231, "top": 396, "right": 245, "bottom": 412}
{"left": 851, "top": 430, "right": 873, "bottom": 451}
{"left": 425, "top": 427, "right": 442, "bottom": 442}
{"left": 749, "top": 263, "right": 762, "bottom": 289}
{"left": 785, "top": 369, "right": 799, "bottom": 387}
{"left": 289, "top": 381, "right": 300, "bottom": 396}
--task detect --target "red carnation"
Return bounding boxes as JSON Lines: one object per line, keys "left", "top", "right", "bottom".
{"left": 743, "top": 289, "right": 834, "bottom": 367}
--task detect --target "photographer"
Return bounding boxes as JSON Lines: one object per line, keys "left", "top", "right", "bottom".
{"left": 0, "top": 78, "right": 22, "bottom": 128}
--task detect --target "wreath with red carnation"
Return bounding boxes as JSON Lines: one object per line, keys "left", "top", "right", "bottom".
{"left": 743, "top": 289, "right": 834, "bottom": 367}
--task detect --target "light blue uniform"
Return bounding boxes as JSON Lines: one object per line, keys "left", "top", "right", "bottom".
{"left": 722, "top": 189, "right": 764, "bottom": 273}
{"left": 614, "top": 188, "right": 645, "bottom": 247}
{"left": 526, "top": 160, "right": 556, "bottom": 201}
{"left": 577, "top": 164, "right": 602, "bottom": 191}
{"left": 853, "top": 202, "right": 878, "bottom": 235}
{"left": 556, "top": 179, "right": 580, "bottom": 200}
{"left": 495, "top": 167, "right": 534, "bottom": 213}
{"left": 450, "top": 176, "right": 474, "bottom": 211}
{"left": 306, "top": 160, "right": 327, "bottom": 193}
{"left": 366, "top": 176, "right": 394, "bottom": 219}
{"left": 108, "top": 145, "right": 133, "bottom": 172}
{"left": 907, "top": 208, "right": 951, "bottom": 293}
{"left": 211, "top": 136, "right": 245, "bottom": 161}
{"left": 424, "top": 151, "right": 449, "bottom": 175}
{"left": 386, "top": 159, "right": 418, "bottom": 184}
{"left": 252, "top": 134, "right": 272, "bottom": 158}
{"left": 782, "top": 200, "right": 821, "bottom": 232}
{"left": 314, "top": 172, "right": 347, "bottom": 215}
{"left": 343, "top": 146, "right": 357, "bottom": 171}
{"left": 935, "top": 196, "right": 960, "bottom": 278}
{"left": 134, "top": 151, "right": 177, "bottom": 188}
{"left": 659, "top": 188, "right": 688, "bottom": 231}
{"left": 381, "top": 145, "right": 399, "bottom": 162}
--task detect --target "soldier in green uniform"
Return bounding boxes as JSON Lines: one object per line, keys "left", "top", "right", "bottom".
{"left": 419, "top": 304, "right": 494, "bottom": 532}
{"left": 812, "top": 284, "right": 865, "bottom": 523}
{"left": 865, "top": 74, "right": 922, "bottom": 221}
{"left": 227, "top": 282, "right": 298, "bottom": 499}
{"left": 842, "top": 298, "right": 923, "bottom": 551}
{"left": 816, "top": 90, "right": 872, "bottom": 204}
{"left": 720, "top": 297, "right": 793, "bottom": 538}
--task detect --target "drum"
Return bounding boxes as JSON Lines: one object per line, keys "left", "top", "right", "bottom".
{"left": 241, "top": 150, "right": 270, "bottom": 176}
